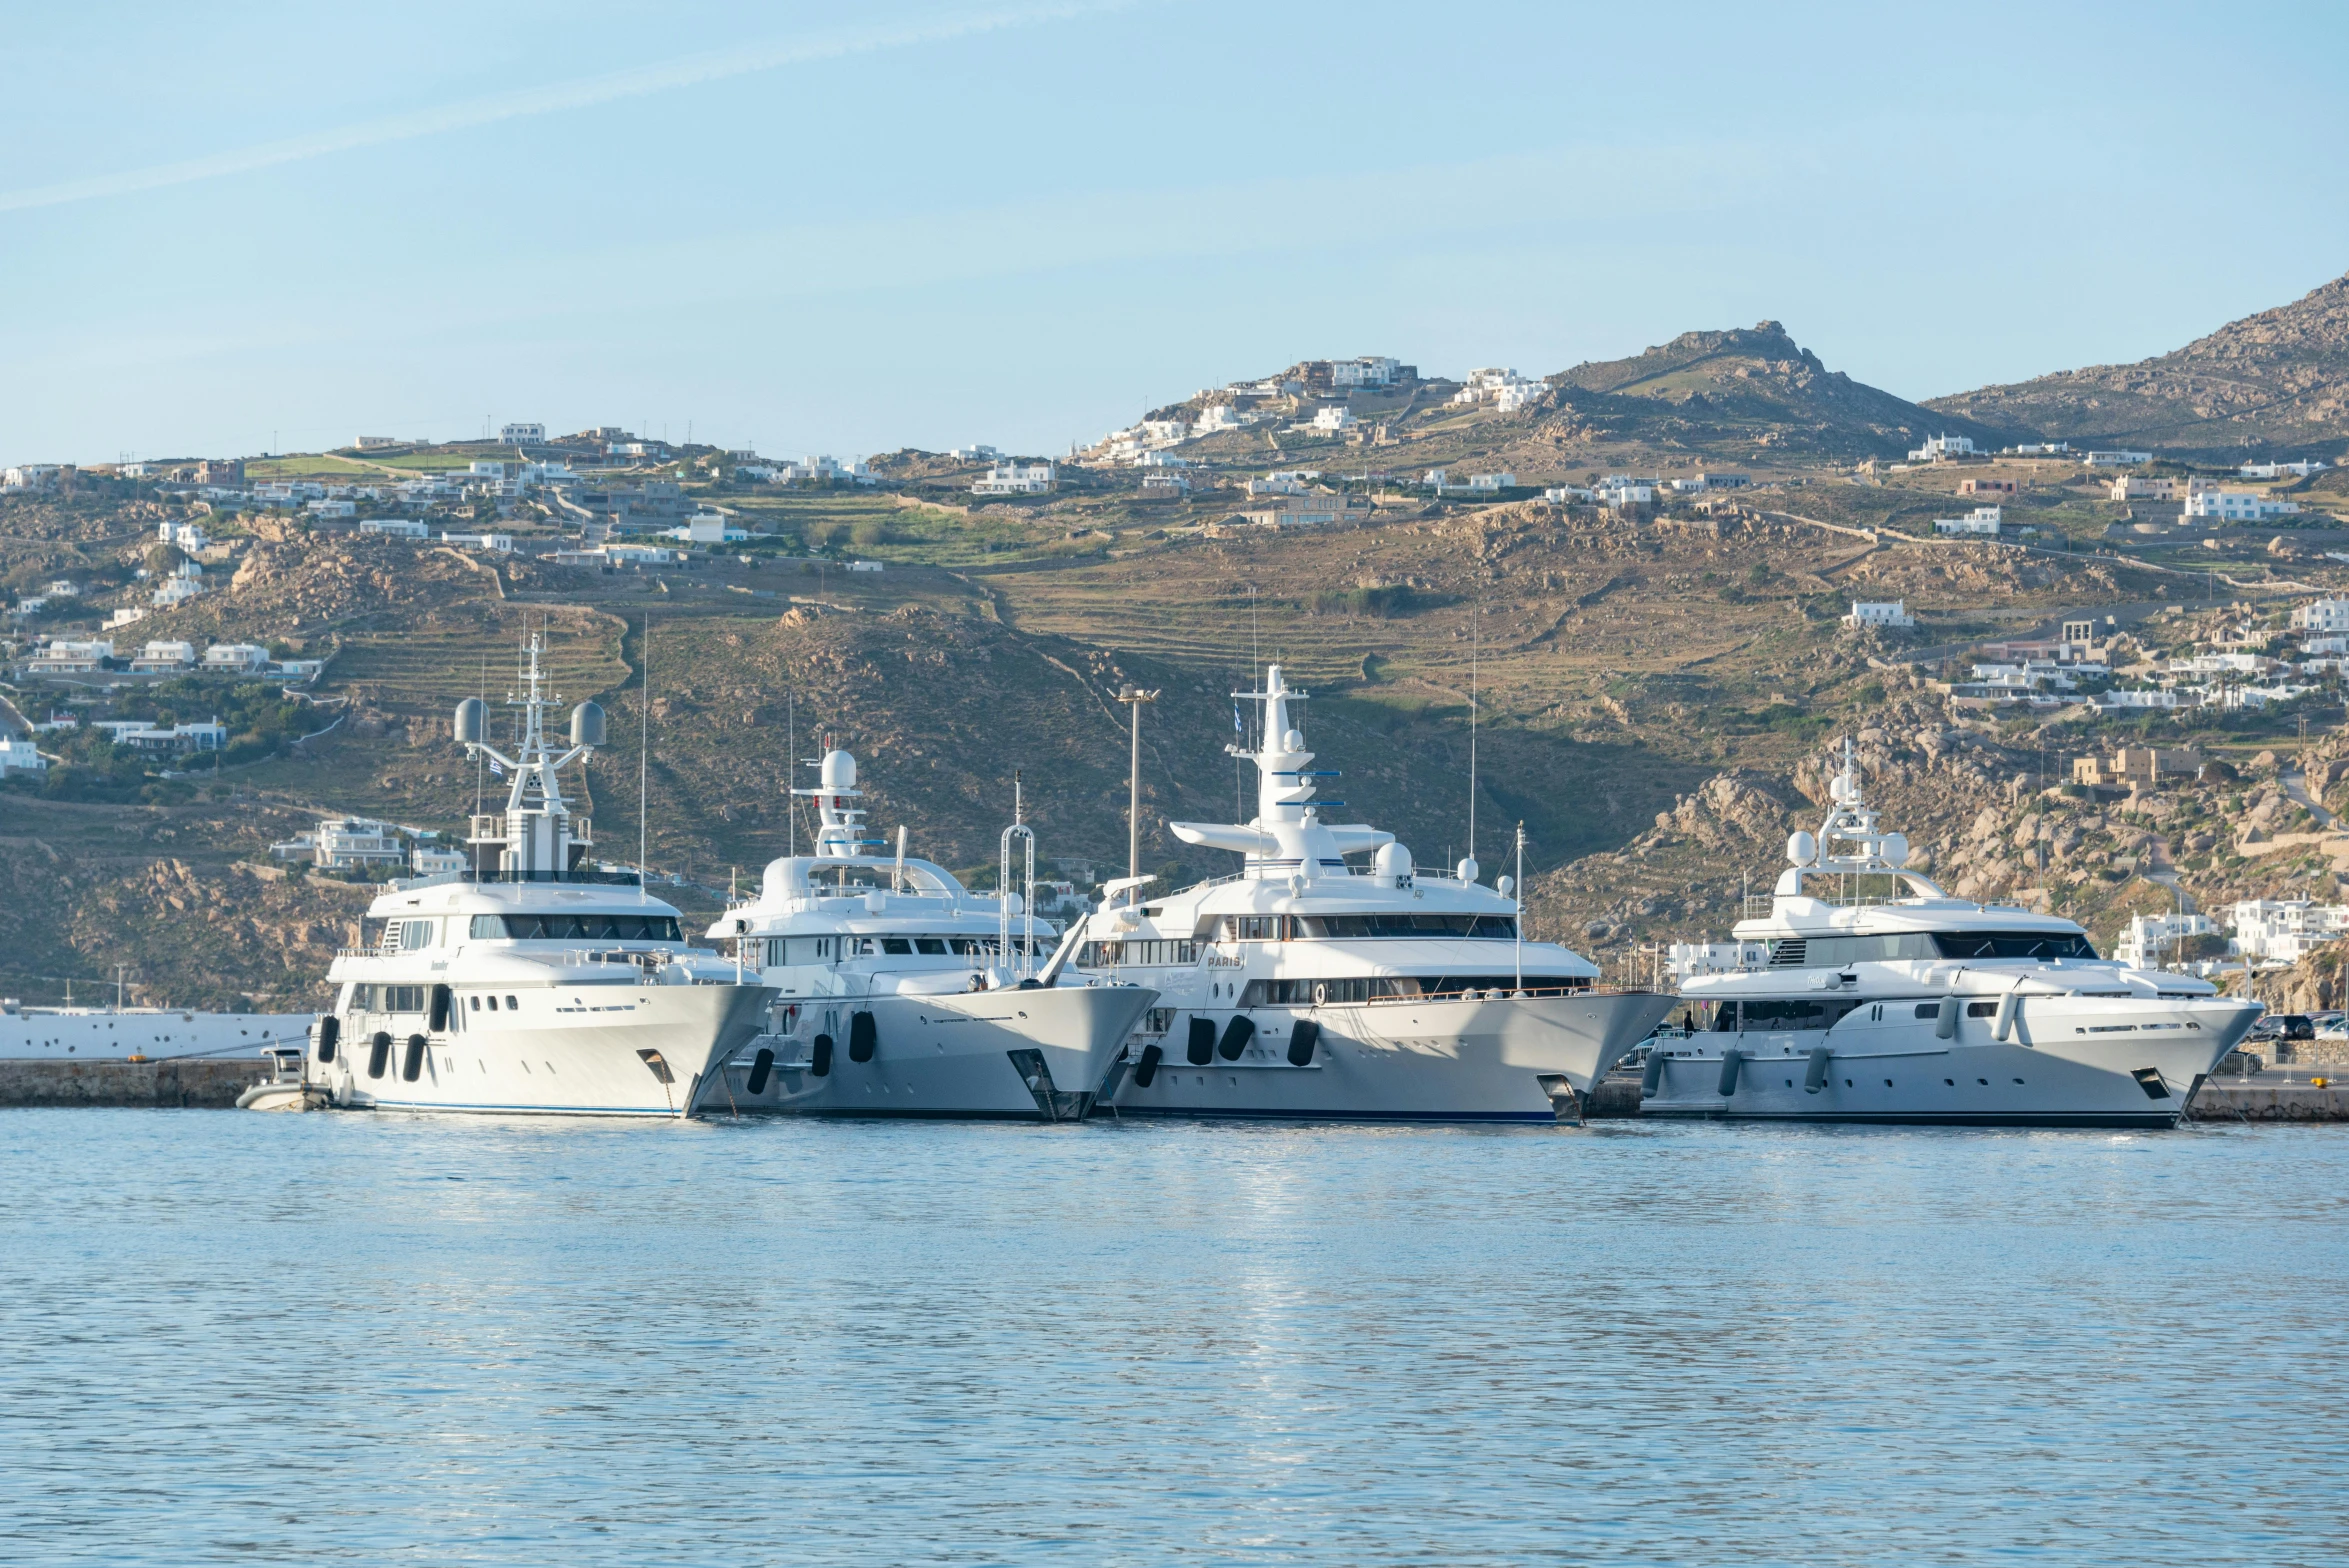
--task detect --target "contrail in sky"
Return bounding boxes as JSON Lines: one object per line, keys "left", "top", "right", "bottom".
{"left": 0, "top": 2, "right": 1130, "bottom": 215}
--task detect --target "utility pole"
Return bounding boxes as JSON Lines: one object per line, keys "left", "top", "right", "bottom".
{"left": 1116, "top": 686, "right": 1160, "bottom": 904}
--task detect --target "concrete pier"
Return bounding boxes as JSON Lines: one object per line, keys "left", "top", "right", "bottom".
{"left": 2186, "top": 1073, "right": 2349, "bottom": 1123}
{"left": 0, "top": 1058, "right": 272, "bottom": 1108}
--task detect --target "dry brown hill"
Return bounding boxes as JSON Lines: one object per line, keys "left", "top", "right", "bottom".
{"left": 1543, "top": 322, "right": 2012, "bottom": 461}
{"left": 1924, "top": 270, "right": 2349, "bottom": 458}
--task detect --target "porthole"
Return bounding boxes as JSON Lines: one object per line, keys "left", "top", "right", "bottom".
{"left": 1944, "top": 1078, "right": 1955, "bottom": 1086}
{"left": 1884, "top": 1078, "right": 1893, "bottom": 1087}
{"left": 1977, "top": 1077, "right": 1988, "bottom": 1085}
{"left": 2013, "top": 1077, "right": 2025, "bottom": 1084}
{"left": 1844, "top": 1078, "right": 1853, "bottom": 1087}
{"left": 507, "top": 996, "right": 519, "bottom": 1009}
{"left": 469, "top": 995, "right": 480, "bottom": 1011}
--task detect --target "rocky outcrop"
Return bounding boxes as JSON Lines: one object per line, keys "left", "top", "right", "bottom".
{"left": 1925, "top": 269, "right": 2349, "bottom": 456}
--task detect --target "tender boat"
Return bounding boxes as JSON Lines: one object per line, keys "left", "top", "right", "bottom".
{"left": 1648, "top": 742, "right": 2260, "bottom": 1127}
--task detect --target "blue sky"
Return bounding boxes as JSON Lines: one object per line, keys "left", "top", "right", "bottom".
{"left": 3, "top": 0, "right": 2344, "bottom": 465}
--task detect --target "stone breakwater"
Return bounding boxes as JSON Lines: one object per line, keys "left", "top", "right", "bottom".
{"left": 2187, "top": 1079, "right": 2349, "bottom": 1123}
{"left": 0, "top": 1058, "right": 269, "bottom": 1108}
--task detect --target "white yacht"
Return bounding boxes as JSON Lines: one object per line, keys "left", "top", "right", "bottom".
{"left": 1074, "top": 665, "right": 1676, "bottom": 1121}
{"left": 1, "top": 993, "right": 314, "bottom": 1062}
{"left": 1645, "top": 743, "right": 2260, "bottom": 1127}
{"left": 704, "top": 749, "right": 1159, "bottom": 1120}
{"left": 309, "top": 635, "right": 774, "bottom": 1117}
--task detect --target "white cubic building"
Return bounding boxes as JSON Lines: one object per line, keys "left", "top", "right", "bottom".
{"left": 2114, "top": 912, "right": 2221, "bottom": 971}
{"left": 0, "top": 734, "right": 47, "bottom": 776}
{"left": 500, "top": 423, "right": 546, "bottom": 444}
{"left": 1310, "top": 406, "right": 1358, "bottom": 433}
{"left": 1908, "top": 434, "right": 1976, "bottom": 461}
{"left": 2229, "top": 900, "right": 2349, "bottom": 966}
{"left": 972, "top": 461, "right": 1055, "bottom": 496}
{"left": 1843, "top": 600, "right": 1915, "bottom": 629}
{"left": 2182, "top": 490, "right": 2301, "bottom": 522}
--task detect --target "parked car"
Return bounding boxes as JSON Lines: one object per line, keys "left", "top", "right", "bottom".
{"left": 2251, "top": 1013, "right": 2315, "bottom": 1042}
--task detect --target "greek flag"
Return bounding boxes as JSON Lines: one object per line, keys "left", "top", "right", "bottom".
{"left": 489, "top": 756, "right": 505, "bottom": 777}
{"left": 1234, "top": 702, "right": 1244, "bottom": 734}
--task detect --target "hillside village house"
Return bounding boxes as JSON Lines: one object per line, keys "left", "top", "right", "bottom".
{"left": 1908, "top": 434, "right": 1976, "bottom": 461}
{"left": 1959, "top": 477, "right": 2019, "bottom": 497}
{"left": 0, "top": 734, "right": 47, "bottom": 777}
{"left": 2107, "top": 475, "right": 2179, "bottom": 501}
{"left": 359, "top": 518, "right": 429, "bottom": 538}
{"left": 2291, "top": 600, "right": 2349, "bottom": 634}
{"left": 1934, "top": 505, "right": 2016, "bottom": 537}
{"left": 271, "top": 817, "right": 406, "bottom": 870}
{"left": 1325, "top": 356, "right": 1405, "bottom": 388}
{"left": 2182, "top": 489, "right": 2301, "bottom": 522}
{"left": 2241, "top": 460, "right": 2327, "bottom": 479}
{"left": 2114, "top": 911, "right": 2222, "bottom": 970}
{"left": 1843, "top": 600, "right": 1915, "bottom": 629}
{"left": 2071, "top": 745, "right": 2201, "bottom": 789}
{"left": 354, "top": 435, "right": 399, "bottom": 450}
{"left": 2230, "top": 900, "right": 2349, "bottom": 966}
{"left": 1240, "top": 502, "right": 1343, "bottom": 529}
{"left": 1192, "top": 405, "right": 1251, "bottom": 434}
{"left": 500, "top": 422, "right": 545, "bottom": 444}
{"left": 202, "top": 644, "right": 270, "bottom": 674}
{"left": 92, "top": 718, "right": 226, "bottom": 752}
{"left": 972, "top": 460, "right": 1055, "bottom": 496}
{"left": 1310, "top": 406, "right": 1358, "bottom": 433}
{"left": 129, "top": 640, "right": 197, "bottom": 673}
{"left": 1466, "top": 472, "right": 1515, "bottom": 492}
{"left": 2082, "top": 450, "right": 2153, "bottom": 467}
{"left": 1247, "top": 473, "right": 1308, "bottom": 497}
{"left": 28, "top": 639, "right": 114, "bottom": 674}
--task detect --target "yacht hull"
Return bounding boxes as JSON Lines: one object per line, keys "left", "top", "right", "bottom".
{"left": 324, "top": 985, "right": 775, "bottom": 1117}
{"left": 0, "top": 1008, "right": 317, "bottom": 1062}
{"left": 1642, "top": 995, "right": 2260, "bottom": 1127}
{"left": 1112, "top": 989, "right": 1676, "bottom": 1122}
{"left": 716, "top": 983, "right": 1158, "bottom": 1120}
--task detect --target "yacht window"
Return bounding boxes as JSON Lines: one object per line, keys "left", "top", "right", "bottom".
{"left": 1222, "top": 916, "right": 1281, "bottom": 941}
{"left": 882, "top": 939, "right": 913, "bottom": 955}
{"left": 1237, "top": 975, "right": 1590, "bottom": 1006}
{"left": 400, "top": 920, "right": 436, "bottom": 951}
{"left": 469, "top": 995, "right": 480, "bottom": 1012}
{"left": 348, "top": 984, "right": 377, "bottom": 1012}
{"left": 486, "top": 996, "right": 498, "bottom": 1011}
{"left": 1735, "top": 999, "right": 1863, "bottom": 1031}
{"left": 384, "top": 985, "right": 425, "bottom": 1015}
{"left": 505, "top": 995, "right": 518, "bottom": 1009}
{"left": 1966, "top": 1001, "right": 1996, "bottom": 1018}
{"left": 1932, "top": 931, "right": 2099, "bottom": 960}
{"left": 1292, "top": 914, "right": 1517, "bottom": 939}
{"left": 1770, "top": 933, "right": 1940, "bottom": 967}
{"left": 473, "top": 913, "right": 684, "bottom": 942}
{"left": 1914, "top": 1003, "right": 1938, "bottom": 1018}
{"left": 916, "top": 939, "right": 950, "bottom": 955}
{"left": 1079, "top": 939, "right": 1200, "bottom": 968}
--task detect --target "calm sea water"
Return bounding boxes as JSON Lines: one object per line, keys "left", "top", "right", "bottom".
{"left": 1, "top": 1110, "right": 2341, "bottom": 1566}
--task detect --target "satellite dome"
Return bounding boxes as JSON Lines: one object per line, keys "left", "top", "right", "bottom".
{"left": 820, "top": 749, "right": 856, "bottom": 790}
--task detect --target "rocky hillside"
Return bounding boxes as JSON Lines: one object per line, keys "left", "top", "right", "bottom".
{"left": 1543, "top": 322, "right": 2012, "bottom": 460}
{"left": 1924, "top": 269, "right": 2349, "bottom": 458}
